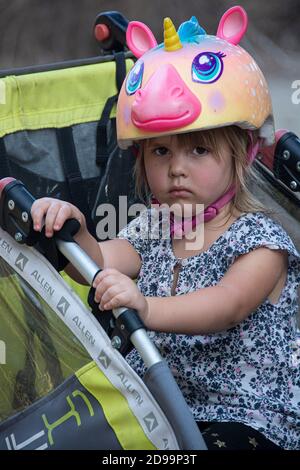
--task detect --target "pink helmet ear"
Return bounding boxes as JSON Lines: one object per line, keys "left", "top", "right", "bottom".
{"left": 126, "top": 21, "right": 158, "bottom": 58}
{"left": 216, "top": 6, "right": 248, "bottom": 45}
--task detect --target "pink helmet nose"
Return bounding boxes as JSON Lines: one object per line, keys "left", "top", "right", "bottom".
{"left": 135, "top": 89, "right": 143, "bottom": 101}
{"left": 131, "top": 64, "right": 201, "bottom": 132}
{"left": 170, "top": 85, "right": 184, "bottom": 98}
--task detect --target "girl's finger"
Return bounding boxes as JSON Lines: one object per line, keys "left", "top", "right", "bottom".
{"left": 103, "top": 293, "right": 126, "bottom": 310}
{"left": 44, "top": 202, "right": 61, "bottom": 237}
{"left": 53, "top": 205, "right": 73, "bottom": 230}
{"left": 93, "top": 269, "right": 120, "bottom": 287}
{"left": 31, "top": 199, "right": 51, "bottom": 231}
{"left": 94, "top": 276, "right": 119, "bottom": 302}
{"left": 99, "top": 284, "right": 123, "bottom": 308}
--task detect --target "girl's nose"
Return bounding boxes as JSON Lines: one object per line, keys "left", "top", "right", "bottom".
{"left": 168, "top": 154, "right": 188, "bottom": 177}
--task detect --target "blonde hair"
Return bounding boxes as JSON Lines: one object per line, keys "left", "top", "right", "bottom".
{"left": 134, "top": 125, "right": 269, "bottom": 216}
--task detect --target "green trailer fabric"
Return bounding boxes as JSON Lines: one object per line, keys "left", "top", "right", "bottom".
{"left": 0, "top": 60, "right": 134, "bottom": 137}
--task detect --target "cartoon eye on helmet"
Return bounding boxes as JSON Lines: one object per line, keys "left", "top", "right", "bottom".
{"left": 192, "top": 52, "right": 226, "bottom": 84}
{"left": 126, "top": 61, "right": 144, "bottom": 95}
{"left": 117, "top": 6, "right": 275, "bottom": 150}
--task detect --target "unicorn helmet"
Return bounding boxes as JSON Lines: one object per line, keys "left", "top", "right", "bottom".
{"left": 116, "top": 6, "right": 274, "bottom": 153}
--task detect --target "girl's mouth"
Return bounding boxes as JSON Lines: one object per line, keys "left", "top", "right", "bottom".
{"left": 169, "top": 189, "right": 192, "bottom": 198}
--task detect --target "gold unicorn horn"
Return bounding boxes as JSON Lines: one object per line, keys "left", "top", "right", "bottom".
{"left": 164, "top": 17, "right": 182, "bottom": 52}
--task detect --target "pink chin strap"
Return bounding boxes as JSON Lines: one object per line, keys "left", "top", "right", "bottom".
{"left": 170, "top": 185, "right": 236, "bottom": 237}
{"left": 150, "top": 132, "right": 261, "bottom": 237}
{"left": 247, "top": 131, "right": 261, "bottom": 164}
{"left": 152, "top": 185, "right": 236, "bottom": 237}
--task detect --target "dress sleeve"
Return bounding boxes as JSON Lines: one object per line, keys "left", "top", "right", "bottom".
{"left": 230, "top": 212, "right": 300, "bottom": 288}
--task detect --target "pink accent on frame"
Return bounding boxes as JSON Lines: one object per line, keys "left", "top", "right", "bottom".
{"left": 0, "top": 177, "right": 15, "bottom": 197}
{"left": 259, "top": 129, "right": 288, "bottom": 170}
{"left": 216, "top": 6, "right": 248, "bottom": 45}
{"left": 94, "top": 24, "right": 110, "bottom": 42}
{"left": 131, "top": 64, "right": 201, "bottom": 132}
{"left": 126, "top": 21, "right": 158, "bottom": 58}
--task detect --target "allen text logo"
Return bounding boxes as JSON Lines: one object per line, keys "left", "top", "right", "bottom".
{"left": 143, "top": 412, "right": 158, "bottom": 433}
{"left": 57, "top": 297, "right": 70, "bottom": 317}
{"left": 98, "top": 350, "right": 111, "bottom": 369}
{"left": 15, "top": 253, "right": 29, "bottom": 272}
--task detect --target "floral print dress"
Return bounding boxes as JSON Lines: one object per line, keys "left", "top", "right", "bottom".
{"left": 118, "top": 209, "right": 300, "bottom": 449}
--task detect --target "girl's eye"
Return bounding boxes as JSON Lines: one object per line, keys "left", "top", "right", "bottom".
{"left": 192, "top": 146, "right": 209, "bottom": 156}
{"left": 126, "top": 61, "right": 144, "bottom": 95}
{"left": 153, "top": 146, "right": 169, "bottom": 156}
{"left": 192, "top": 51, "right": 225, "bottom": 84}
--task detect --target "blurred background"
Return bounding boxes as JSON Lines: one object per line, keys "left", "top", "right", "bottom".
{"left": 0, "top": 0, "right": 299, "bottom": 134}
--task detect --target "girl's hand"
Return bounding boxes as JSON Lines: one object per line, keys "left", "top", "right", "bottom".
{"left": 93, "top": 268, "right": 148, "bottom": 320}
{"left": 31, "top": 197, "right": 86, "bottom": 238}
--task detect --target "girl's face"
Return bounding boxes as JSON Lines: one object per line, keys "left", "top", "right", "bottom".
{"left": 143, "top": 134, "right": 234, "bottom": 214}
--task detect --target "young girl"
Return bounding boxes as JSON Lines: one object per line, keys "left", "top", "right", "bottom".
{"left": 31, "top": 7, "right": 300, "bottom": 449}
